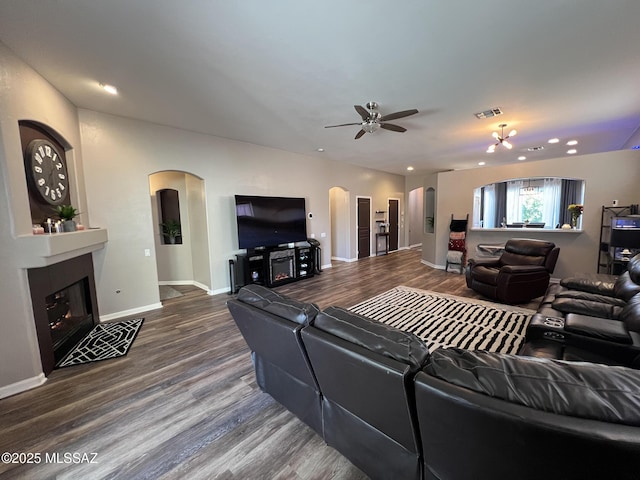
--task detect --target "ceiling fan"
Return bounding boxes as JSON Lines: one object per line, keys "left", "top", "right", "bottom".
{"left": 486, "top": 123, "right": 517, "bottom": 153}
{"left": 325, "top": 102, "right": 419, "bottom": 139}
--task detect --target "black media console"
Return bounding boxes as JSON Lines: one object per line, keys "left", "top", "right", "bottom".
{"left": 230, "top": 243, "right": 316, "bottom": 293}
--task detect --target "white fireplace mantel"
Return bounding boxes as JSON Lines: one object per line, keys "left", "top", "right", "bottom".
{"left": 15, "top": 228, "right": 108, "bottom": 268}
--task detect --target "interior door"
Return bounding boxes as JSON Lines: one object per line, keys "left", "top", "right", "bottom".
{"left": 357, "top": 197, "right": 371, "bottom": 259}
{"left": 388, "top": 199, "right": 399, "bottom": 251}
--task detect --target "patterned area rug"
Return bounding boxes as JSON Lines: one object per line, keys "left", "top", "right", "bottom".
{"left": 349, "top": 286, "right": 533, "bottom": 354}
{"left": 56, "top": 318, "right": 144, "bottom": 368}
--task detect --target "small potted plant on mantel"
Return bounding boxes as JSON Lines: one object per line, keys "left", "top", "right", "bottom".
{"left": 54, "top": 205, "right": 80, "bottom": 232}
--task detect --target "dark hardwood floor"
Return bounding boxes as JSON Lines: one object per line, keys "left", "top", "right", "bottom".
{"left": 0, "top": 248, "right": 536, "bottom": 479}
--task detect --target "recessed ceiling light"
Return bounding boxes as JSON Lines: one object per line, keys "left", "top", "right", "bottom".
{"left": 566, "top": 140, "right": 578, "bottom": 146}
{"left": 99, "top": 83, "right": 118, "bottom": 95}
{"left": 548, "top": 138, "right": 560, "bottom": 144}
{"left": 406, "top": 166, "right": 414, "bottom": 171}
{"left": 478, "top": 161, "right": 486, "bottom": 166}
{"left": 567, "top": 149, "right": 577, "bottom": 154}
{"left": 518, "top": 156, "right": 526, "bottom": 161}
{"left": 316, "top": 148, "right": 325, "bottom": 152}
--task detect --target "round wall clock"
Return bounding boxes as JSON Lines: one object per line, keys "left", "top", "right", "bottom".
{"left": 25, "top": 139, "right": 69, "bottom": 205}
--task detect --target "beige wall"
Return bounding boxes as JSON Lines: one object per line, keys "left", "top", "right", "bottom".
{"left": 0, "top": 43, "right": 90, "bottom": 395}
{"left": 417, "top": 151, "right": 640, "bottom": 279}
{"left": 0, "top": 43, "right": 406, "bottom": 395}
{"left": 79, "top": 109, "right": 407, "bottom": 317}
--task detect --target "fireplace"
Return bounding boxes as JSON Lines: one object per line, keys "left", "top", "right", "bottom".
{"left": 28, "top": 253, "right": 99, "bottom": 374}
{"left": 269, "top": 248, "right": 296, "bottom": 285}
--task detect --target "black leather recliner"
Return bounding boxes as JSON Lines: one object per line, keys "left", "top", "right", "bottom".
{"left": 301, "top": 306, "right": 430, "bottom": 480}
{"left": 530, "top": 253, "right": 640, "bottom": 367}
{"left": 226, "top": 285, "right": 323, "bottom": 434}
{"left": 466, "top": 238, "right": 560, "bottom": 304}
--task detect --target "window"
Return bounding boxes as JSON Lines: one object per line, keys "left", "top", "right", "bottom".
{"left": 475, "top": 177, "right": 583, "bottom": 229}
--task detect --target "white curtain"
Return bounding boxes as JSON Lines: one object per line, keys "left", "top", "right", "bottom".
{"left": 483, "top": 184, "right": 496, "bottom": 228}
{"left": 506, "top": 180, "right": 523, "bottom": 224}
{"left": 543, "top": 177, "right": 562, "bottom": 228}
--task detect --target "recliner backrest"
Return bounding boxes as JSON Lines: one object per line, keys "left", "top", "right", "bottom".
{"left": 500, "top": 239, "right": 557, "bottom": 270}
{"left": 301, "top": 306, "right": 429, "bottom": 480}
{"left": 628, "top": 253, "right": 640, "bottom": 284}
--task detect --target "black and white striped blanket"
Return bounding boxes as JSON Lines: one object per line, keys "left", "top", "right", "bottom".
{"left": 349, "top": 286, "right": 533, "bottom": 355}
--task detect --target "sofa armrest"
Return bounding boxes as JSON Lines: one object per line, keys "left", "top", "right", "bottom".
{"left": 564, "top": 314, "right": 632, "bottom": 344}
{"left": 500, "top": 264, "right": 547, "bottom": 274}
{"left": 468, "top": 258, "right": 500, "bottom": 269}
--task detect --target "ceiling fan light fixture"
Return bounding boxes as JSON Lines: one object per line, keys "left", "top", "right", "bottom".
{"left": 486, "top": 144, "right": 496, "bottom": 153}
{"left": 503, "top": 139, "right": 513, "bottom": 149}
{"left": 363, "top": 122, "right": 380, "bottom": 134}
{"left": 508, "top": 129, "right": 517, "bottom": 137}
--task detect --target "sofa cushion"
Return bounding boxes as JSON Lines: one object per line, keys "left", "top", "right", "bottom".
{"left": 237, "top": 284, "right": 320, "bottom": 325}
{"left": 560, "top": 275, "right": 616, "bottom": 296}
{"left": 552, "top": 297, "right": 623, "bottom": 319}
{"left": 426, "top": 348, "right": 640, "bottom": 426}
{"left": 555, "top": 289, "right": 626, "bottom": 307}
{"left": 313, "top": 306, "right": 430, "bottom": 371}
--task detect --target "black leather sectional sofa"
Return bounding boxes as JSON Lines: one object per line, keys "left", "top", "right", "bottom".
{"left": 531, "top": 253, "right": 640, "bottom": 367}
{"left": 227, "top": 281, "right": 640, "bottom": 480}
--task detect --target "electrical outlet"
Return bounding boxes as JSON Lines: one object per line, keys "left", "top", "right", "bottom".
{"left": 144, "top": 249, "right": 151, "bottom": 257}
{"left": 320, "top": 232, "right": 326, "bottom": 238}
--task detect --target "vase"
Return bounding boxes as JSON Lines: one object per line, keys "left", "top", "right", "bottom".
{"left": 571, "top": 215, "right": 579, "bottom": 229}
{"left": 63, "top": 220, "right": 77, "bottom": 232}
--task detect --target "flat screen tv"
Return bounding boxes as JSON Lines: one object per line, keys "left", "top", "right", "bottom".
{"left": 234, "top": 195, "right": 308, "bottom": 249}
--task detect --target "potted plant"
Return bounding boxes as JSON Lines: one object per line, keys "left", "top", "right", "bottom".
{"left": 54, "top": 205, "right": 80, "bottom": 232}
{"left": 160, "top": 219, "right": 181, "bottom": 244}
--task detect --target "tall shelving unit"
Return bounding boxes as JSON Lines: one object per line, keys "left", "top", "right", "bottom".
{"left": 598, "top": 205, "right": 632, "bottom": 274}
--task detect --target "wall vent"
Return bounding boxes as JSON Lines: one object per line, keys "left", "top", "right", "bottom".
{"left": 474, "top": 107, "right": 503, "bottom": 119}
{"left": 527, "top": 146, "right": 545, "bottom": 151}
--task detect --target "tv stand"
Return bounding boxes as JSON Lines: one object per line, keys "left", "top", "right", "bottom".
{"left": 231, "top": 244, "right": 316, "bottom": 292}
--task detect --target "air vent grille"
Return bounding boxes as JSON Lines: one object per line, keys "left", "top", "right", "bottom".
{"left": 474, "top": 107, "right": 503, "bottom": 119}
{"left": 527, "top": 146, "right": 545, "bottom": 151}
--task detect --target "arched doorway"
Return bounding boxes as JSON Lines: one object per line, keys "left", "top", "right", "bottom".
{"left": 149, "top": 171, "right": 211, "bottom": 298}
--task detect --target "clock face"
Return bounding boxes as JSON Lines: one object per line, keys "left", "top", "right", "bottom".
{"left": 25, "top": 139, "right": 69, "bottom": 206}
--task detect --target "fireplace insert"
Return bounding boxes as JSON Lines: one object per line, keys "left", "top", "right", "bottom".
{"left": 269, "top": 248, "right": 296, "bottom": 285}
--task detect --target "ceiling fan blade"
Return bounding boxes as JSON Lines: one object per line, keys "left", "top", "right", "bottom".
{"left": 380, "top": 123, "right": 407, "bottom": 133}
{"left": 354, "top": 105, "right": 370, "bottom": 121}
{"left": 379, "top": 109, "right": 418, "bottom": 122}
{"left": 324, "top": 122, "right": 362, "bottom": 128}
{"left": 354, "top": 129, "right": 366, "bottom": 140}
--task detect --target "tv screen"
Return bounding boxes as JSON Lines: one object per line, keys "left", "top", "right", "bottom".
{"left": 234, "top": 195, "right": 308, "bottom": 249}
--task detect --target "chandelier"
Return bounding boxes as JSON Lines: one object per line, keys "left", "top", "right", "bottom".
{"left": 486, "top": 124, "right": 517, "bottom": 153}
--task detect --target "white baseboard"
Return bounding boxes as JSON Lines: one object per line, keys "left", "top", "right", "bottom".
{"left": 99, "top": 302, "right": 163, "bottom": 322}
{"left": 331, "top": 256, "right": 358, "bottom": 263}
{"left": 0, "top": 373, "right": 46, "bottom": 399}
{"left": 421, "top": 259, "right": 446, "bottom": 270}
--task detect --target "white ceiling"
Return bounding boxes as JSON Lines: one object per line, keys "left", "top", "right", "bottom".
{"left": 1, "top": 0, "right": 639, "bottom": 175}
